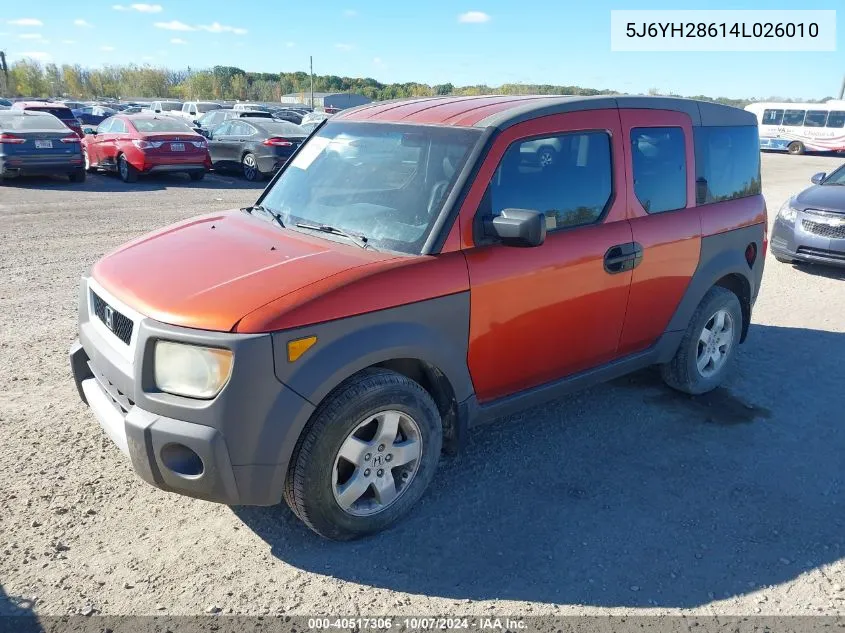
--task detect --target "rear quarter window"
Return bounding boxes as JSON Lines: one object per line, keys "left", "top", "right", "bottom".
{"left": 693, "top": 126, "right": 761, "bottom": 205}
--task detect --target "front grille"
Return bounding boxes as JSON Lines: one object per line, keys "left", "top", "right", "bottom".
{"left": 802, "top": 219, "right": 845, "bottom": 239}
{"left": 91, "top": 291, "right": 133, "bottom": 345}
{"left": 796, "top": 247, "right": 845, "bottom": 261}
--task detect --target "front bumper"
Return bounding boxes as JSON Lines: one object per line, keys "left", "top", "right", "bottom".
{"left": 70, "top": 277, "right": 316, "bottom": 506}
{"left": 771, "top": 212, "right": 845, "bottom": 268}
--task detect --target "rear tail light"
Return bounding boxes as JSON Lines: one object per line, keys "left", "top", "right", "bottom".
{"left": 132, "top": 139, "right": 164, "bottom": 150}
{"left": 61, "top": 135, "right": 80, "bottom": 143}
{"left": 0, "top": 133, "right": 26, "bottom": 144}
{"left": 263, "top": 137, "right": 294, "bottom": 147}
{"left": 191, "top": 140, "right": 207, "bottom": 149}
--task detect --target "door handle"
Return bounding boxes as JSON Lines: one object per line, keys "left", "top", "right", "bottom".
{"left": 604, "top": 242, "right": 643, "bottom": 274}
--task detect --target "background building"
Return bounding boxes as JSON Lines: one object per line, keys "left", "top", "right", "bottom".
{"left": 280, "top": 91, "right": 371, "bottom": 110}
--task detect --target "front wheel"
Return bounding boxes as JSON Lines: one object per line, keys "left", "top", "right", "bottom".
{"left": 284, "top": 368, "right": 443, "bottom": 540}
{"left": 189, "top": 171, "right": 205, "bottom": 181}
{"left": 660, "top": 287, "right": 742, "bottom": 395}
{"left": 787, "top": 141, "right": 805, "bottom": 155}
{"left": 83, "top": 148, "right": 96, "bottom": 173}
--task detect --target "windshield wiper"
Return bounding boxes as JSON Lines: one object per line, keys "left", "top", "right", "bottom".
{"left": 243, "top": 204, "right": 285, "bottom": 229}
{"left": 295, "top": 222, "right": 369, "bottom": 249}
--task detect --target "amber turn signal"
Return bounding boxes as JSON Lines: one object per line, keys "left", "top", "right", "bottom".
{"left": 287, "top": 336, "right": 317, "bottom": 362}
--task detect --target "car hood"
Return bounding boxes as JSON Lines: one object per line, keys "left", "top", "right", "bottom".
{"left": 92, "top": 210, "right": 397, "bottom": 332}
{"left": 793, "top": 185, "right": 845, "bottom": 214}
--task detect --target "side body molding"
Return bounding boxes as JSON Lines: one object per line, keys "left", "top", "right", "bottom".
{"left": 271, "top": 292, "right": 474, "bottom": 407}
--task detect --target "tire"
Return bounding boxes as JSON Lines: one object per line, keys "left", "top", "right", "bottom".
{"left": 660, "top": 286, "right": 742, "bottom": 395}
{"left": 189, "top": 171, "right": 205, "bottom": 181}
{"left": 118, "top": 155, "right": 138, "bottom": 183}
{"left": 284, "top": 368, "right": 443, "bottom": 540}
{"left": 82, "top": 148, "right": 96, "bottom": 173}
{"left": 68, "top": 170, "right": 86, "bottom": 183}
{"left": 537, "top": 146, "right": 556, "bottom": 167}
{"left": 242, "top": 153, "right": 262, "bottom": 181}
{"left": 787, "top": 141, "right": 805, "bottom": 155}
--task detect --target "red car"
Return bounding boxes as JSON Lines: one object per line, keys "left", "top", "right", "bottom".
{"left": 81, "top": 114, "right": 211, "bottom": 182}
{"left": 11, "top": 101, "right": 84, "bottom": 138}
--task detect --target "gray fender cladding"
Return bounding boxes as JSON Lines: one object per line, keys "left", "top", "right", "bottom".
{"left": 271, "top": 292, "right": 474, "bottom": 407}
{"left": 666, "top": 223, "right": 765, "bottom": 336}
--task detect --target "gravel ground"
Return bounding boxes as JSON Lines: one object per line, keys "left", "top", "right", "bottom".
{"left": 1, "top": 155, "right": 844, "bottom": 618}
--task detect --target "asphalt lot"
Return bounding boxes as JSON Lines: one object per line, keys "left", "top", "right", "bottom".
{"left": 1, "top": 154, "right": 844, "bottom": 617}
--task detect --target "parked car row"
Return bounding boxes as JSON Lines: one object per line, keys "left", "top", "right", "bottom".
{"left": 0, "top": 103, "right": 330, "bottom": 184}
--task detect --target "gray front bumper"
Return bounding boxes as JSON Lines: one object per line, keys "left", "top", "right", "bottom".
{"left": 770, "top": 214, "right": 845, "bottom": 268}
{"left": 70, "top": 277, "right": 316, "bottom": 506}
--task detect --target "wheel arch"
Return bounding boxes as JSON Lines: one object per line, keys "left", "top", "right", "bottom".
{"left": 714, "top": 272, "right": 751, "bottom": 342}
{"left": 271, "top": 294, "right": 474, "bottom": 454}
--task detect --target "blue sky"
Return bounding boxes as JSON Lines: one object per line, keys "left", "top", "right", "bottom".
{"left": 2, "top": 0, "right": 843, "bottom": 99}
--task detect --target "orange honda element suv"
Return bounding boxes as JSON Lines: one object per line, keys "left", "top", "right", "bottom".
{"left": 71, "top": 96, "right": 766, "bottom": 540}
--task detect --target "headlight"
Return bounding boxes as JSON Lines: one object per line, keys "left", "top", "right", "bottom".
{"left": 154, "top": 341, "right": 233, "bottom": 399}
{"left": 778, "top": 198, "right": 798, "bottom": 224}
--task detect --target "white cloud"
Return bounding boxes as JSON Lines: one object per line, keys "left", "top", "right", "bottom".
{"left": 335, "top": 42, "right": 354, "bottom": 51}
{"left": 373, "top": 57, "right": 384, "bottom": 66}
{"left": 154, "top": 19, "right": 194, "bottom": 31}
{"left": 7, "top": 18, "right": 43, "bottom": 26}
{"left": 100, "top": 45, "right": 115, "bottom": 51}
{"left": 344, "top": 9, "right": 357, "bottom": 17}
{"left": 61, "top": 39, "right": 77, "bottom": 44}
{"left": 285, "top": 41, "right": 295, "bottom": 47}
{"left": 170, "top": 37, "right": 186, "bottom": 44}
{"left": 114, "top": 4, "right": 163, "bottom": 12}
{"left": 197, "top": 22, "right": 247, "bottom": 35}
{"left": 74, "top": 19, "right": 93, "bottom": 27}
{"left": 17, "top": 51, "right": 52, "bottom": 61}
{"left": 18, "top": 33, "right": 44, "bottom": 39}
{"left": 458, "top": 11, "right": 491, "bottom": 23}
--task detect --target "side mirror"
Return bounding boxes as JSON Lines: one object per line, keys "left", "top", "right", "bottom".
{"left": 483, "top": 208, "right": 546, "bottom": 247}
{"left": 811, "top": 172, "right": 826, "bottom": 184}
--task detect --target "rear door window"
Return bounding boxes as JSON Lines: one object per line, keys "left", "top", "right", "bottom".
{"left": 630, "top": 127, "right": 687, "bottom": 214}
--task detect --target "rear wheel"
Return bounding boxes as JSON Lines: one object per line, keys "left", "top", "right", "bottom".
{"left": 118, "top": 155, "right": 138, "bottom": 183}
{"left": 68, "top": 170, "right": 86, "bottom": 183}
{"left": 189, "top": 171, "right": 205, "bottom": 181}
{"left": 284, "top": 368, "right": 443, "bottom": 540}
{"left": 787, "top": 141, "right": 805, "bottom": 155}
{"left": 242, "top": 153, "right": 262, "bottom": 181}
{"left": 661, "top": 287, "right": 742, "bottom": 395}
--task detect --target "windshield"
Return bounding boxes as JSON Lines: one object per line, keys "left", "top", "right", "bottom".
{"left": 131, "top": 117, "right": 194, "bottom": 133}
{"left": 197, "top": 103, "right": 221, "bottom": 113}
{"left": 159, "top": 102, "right": 183, "bottom": 112}
{"left": 1, "top": 113, "right": 68, "bottom": 131}
{"left": 822, "top": 167, "right": 845, "bottom": 186}
{"left": 260, "top": 121, "right": 481, "bottom": 254}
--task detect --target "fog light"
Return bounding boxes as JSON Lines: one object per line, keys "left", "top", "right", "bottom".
{"left": 160, "top": 443, "right": 204, "bottom": 477}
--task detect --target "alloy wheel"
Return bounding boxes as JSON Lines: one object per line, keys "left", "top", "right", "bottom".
{"left": 332, "top": 410, "right": 423, "bottom": 517}
{"left": 696, "top": 308, "right": 734, "bottom": 378}
{"left": 243, "top": 154, "right": 257, "bottom": 180}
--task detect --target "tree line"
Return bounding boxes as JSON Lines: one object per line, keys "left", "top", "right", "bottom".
{"left": 0, "top": 59, "right": 832, "bottom": 107}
